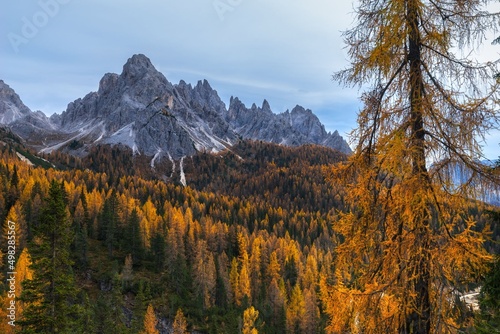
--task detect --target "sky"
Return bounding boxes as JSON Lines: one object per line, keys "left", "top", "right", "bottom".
{"left": 1, "top": 0, "right": 499, "bottom": 159}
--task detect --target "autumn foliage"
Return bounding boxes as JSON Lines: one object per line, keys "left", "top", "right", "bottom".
{"left": 0, "top": 124, "right": 497, "bottom": 334}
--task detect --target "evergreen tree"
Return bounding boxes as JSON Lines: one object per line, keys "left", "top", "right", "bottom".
{"left": 96, "top": 274, "right": 128, "bottom": 334}
{"left": 113, "top": 274, "right": 128, "bottom": 330}
{"left": 99, "top": 190, "right": 120, "bottom": 257}
{"left": 71, "top": 200, "right": 89, "bottom": 269}
{"left": 77, "top": 292, "right": 97, "bottom": 334}
{"left": 19, "top": 180, "right": 81, "bottom": 333}
{"left": 124, "top": 208, "right": 144, "bottom": 265}
{"left": 5, "top": 165, "right": 19, "bottom": 211}
{"left": 150, "top": 232, "right": 166, "bottom": 272}
{"left": 95, "top": 293, "right": 115, "bottom": 333}
{"left": 131, "top": 281, "right": 147, "bottom": 334}
{"left": 476, "top": 256, "right": 500, "bottom": 333}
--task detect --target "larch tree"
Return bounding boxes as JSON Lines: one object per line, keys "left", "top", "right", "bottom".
{"left": 172, "top": 308, "right": 188, "bottom": 334}
{"left": 285, "top": 283, "right": 305, "bottom": 334}
{"left": 242, "top": 306, "right": 260, "bottom": 334}
{"left": 230, "top": 257, "right": 241, "bottom": 305}
{"left": 3, "top": 201, "right": 26, "bottom": 251}
{"left": 322, "top": 0, "right": 500, "bottom": 333}
{"left": 193, "top": 240, "right": 217, "bottom": 309}
{"left": 238, "top": 252, "right": 252, "bottom": 306}
{"left": 301, "top": 287, "right": 320, "bottom": 334}
{"left": 14, "top": 248, "right": 33, "bottom": 321}
{"left": 141, "top": 304, "right": 159, "bottom": 334}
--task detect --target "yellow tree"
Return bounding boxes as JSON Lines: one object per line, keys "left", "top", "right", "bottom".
{"left": 249, "top": 236, "right": 263, "bottom": 304}
{"left": 239, "top": 252, "right": 252, "bottom": 305}
{"left": 242, "top": 306, "right": 259, "bottom": 334}
{"left": 141, "top": 198, "right": 161, "bottom": 246}
{"left": 322, "top": 0, "right": 500, "bottom": 333}
{"left": 286, "top": 284, "right": 305, "bottom": 334}
{"left": 140, "top": 303, "right": 159, "bottom": 334}
{"left": 302, "top": 288, "right": 320, "bottom": 333}
{"left": 193, "top": 240, "right": 216, "bottom": 309}
{"left": 172, "top": 308, "right": 188, "bottom": 334}
{"left": 4, "top": 202, "right": 26, "bottom": 251}
{"left": 15, "top": 248, "right": 33, "bottom": 320}
{"left": 229, "top": 257, "right": 241, "bottom": 305}
{"left": 0, "top": 248, "right": 31, "bottom": 334}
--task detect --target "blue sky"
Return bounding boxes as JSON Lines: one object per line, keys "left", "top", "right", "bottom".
{"left": 1, "top": 0, "right": 499, "bottom": 159}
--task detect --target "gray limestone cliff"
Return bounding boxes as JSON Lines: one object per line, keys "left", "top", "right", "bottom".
{"left": 1, "top": 54, "right": 352, "bottom": 159}
{"left": 226, "top": 97, "right": 351, "bottom": 153}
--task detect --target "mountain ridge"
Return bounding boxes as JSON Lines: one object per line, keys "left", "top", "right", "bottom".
{"left": 0, "top": 54, "right": 352, "bottom": 159}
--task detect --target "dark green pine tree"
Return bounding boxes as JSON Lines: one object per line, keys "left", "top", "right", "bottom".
{"left": 5, "top": 164, "right": 19, "bottom": 212}
{"left": 131, "top": 280, "right": 147, "bottom": 333}
{"left": 19, "top": 180, "right": 81, "bottom": 333}
{"left": 150, "top": 232, "right": 166, "bottom": 272}
{"left": 76, "top": 292, "right": 97, "bottom": 334}
{"left": 96, "top": 274, "right": 129, "bottom": 334}
{"left": 99, "top": 190, "right": 120, "bottom": 257}
{"left": 72, "top": 195, "right": 89, "bottom": 269}
{"left": 476, "top": 254, "right": 500, "bottom": 333}
{"left": 123, "top": 208, "right": 144, "bottom": 265}
{"left": 79, "top": 188, "right": 93, "bottom": 239}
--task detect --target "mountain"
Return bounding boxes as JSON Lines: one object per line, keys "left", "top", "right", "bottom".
{"left": 227, "top": 97, "right": 351, "bottom": 153}
{"left": 0, "top": 54, "right": 351, "bottom": 159}
{"left": 0, "top": 80, "right": 32, "bottom": 124}
{"left": 0, "top": 80, "right": 63, "bottom": 145}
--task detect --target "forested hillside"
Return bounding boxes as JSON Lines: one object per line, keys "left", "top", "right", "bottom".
{"left": 0, "top": 128, "right": 346, "bottom": 333}
{"left": 0, "top": 128, "right": 497, "bottom": 333}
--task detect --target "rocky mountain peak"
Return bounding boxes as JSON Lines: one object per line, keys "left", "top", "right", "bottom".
{"left": 0, "top": 80, "right": 32, "bottom": 124}
{"left": 291, "top": 105, "right": 309, "bottom": 115}
{"left": 98, "top": 73, "right": 120, "bottom": 95}
{"left": 196, "top": 79, "right": 212, "bottom": 91}
{"left": 121, "top": 54, "right": 159, "bottom": 82}
{"left": 191, "top": 79, "right": 225, "bottom": 112}
{"left": 262, "top": 99, "right": 272, "bottom": 114}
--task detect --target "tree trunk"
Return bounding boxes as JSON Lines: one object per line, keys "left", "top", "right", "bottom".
{"left": 406, "top": 0, "right": 431, "bottom": 332}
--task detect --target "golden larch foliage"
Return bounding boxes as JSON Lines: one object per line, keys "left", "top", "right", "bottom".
{"left": 172, "top": 308, "right": 188, "bottom": 334}
{"left": 243, "top": 306, "right": 259, "bottom": 334}
{"left": 140, "top": 304, "right": 159, "bottom": 334}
